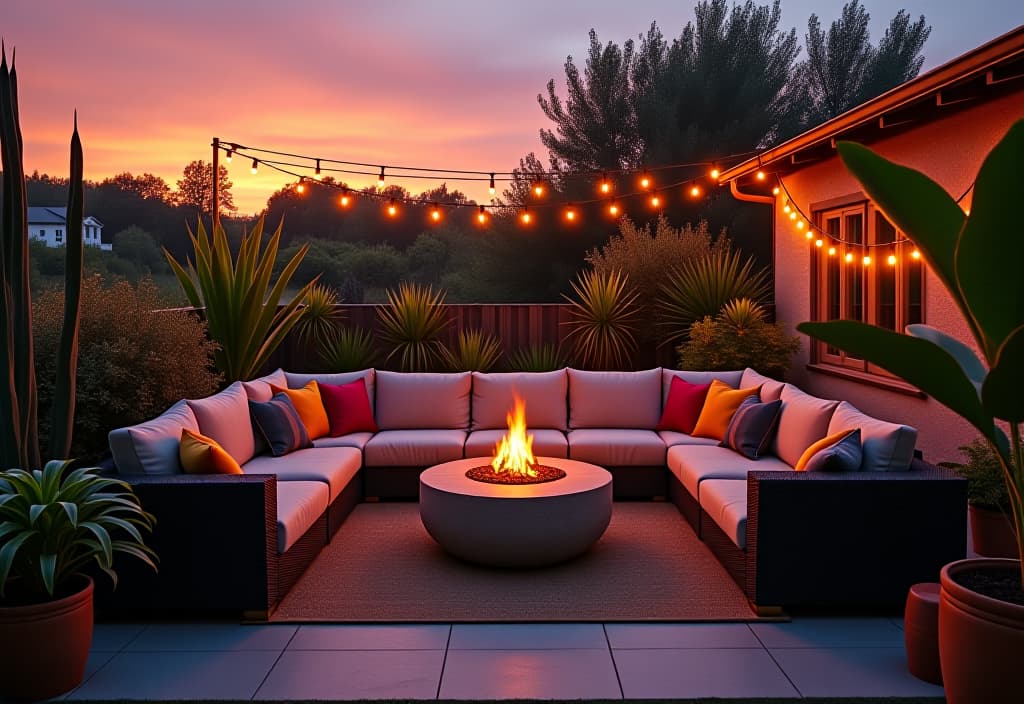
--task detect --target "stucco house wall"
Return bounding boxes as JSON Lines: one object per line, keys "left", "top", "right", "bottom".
{"left": 773, "top": 89, "right": 1024, "bottom": 464}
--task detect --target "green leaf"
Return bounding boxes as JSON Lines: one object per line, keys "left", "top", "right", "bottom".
{"left": 81, "top": 521, "right": 113, "bottom": 565}
{"left": 955, "top": 119, "right": 1024, "bottom": 362}
{"left": 797, "top": 320, "right": 999, "bottom": 447}
{"left": 906, "top": 324, "right": 987, "bottom": 390}
{"left": 0, "top": 531, "right": 35, "bottom": 597}
{"left": 28, "top": 504, "right": 47, "bottom": 525}
{"left": 982, "top": 324, "right": 1024, "bottom": 422}
{"left": 58, "top": 501, "right": 78, "bottom": 527}
{"left": 39, "top": 554, "right": 57, "bottom": 596}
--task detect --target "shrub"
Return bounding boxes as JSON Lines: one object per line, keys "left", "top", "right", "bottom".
{"left": 377, "top": 282, "right": 450, "bottom": 371}
{"left": 293, "top": 283, "right": 343, "bottom": 348}
{"left": 33, "top": 275, "right": 221, "bottom": 461}
{"left": 506, "top": 343, "right": 569, "bottom": 372}
{"left": 563, "top": 270, "right": 640, "bottom": 370}
{"left": 941, "top": 438, "right": 1012, "bottom": 511}
{"left": 339, "top": 275, "right": 364, "bottom": 304}
{"left": 443, "top": 329, "right": 502, "bottom": 372}
{"left": 676, "top": 298, "right": 798, "bottom": 379}
{"left": 319, "top": 326, "right": 378, "bottom": 373}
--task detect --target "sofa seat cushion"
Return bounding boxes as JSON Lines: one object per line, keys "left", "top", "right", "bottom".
{"left": 668, "top": 444, "right": 792, "bottom": 499}
{"left": 568, "top": 429, "right": 667, "bottom": 466}
{"left": 109, "top": 399, "right": 198, "bottom": 475}
{"left": 276, "top": 481, "right": 329, "bottom": 554}
{"left": 363, "top": 429, "right": 466, "bottom": 466}
{"left": 375, "top": 371, "right": 471, "bottom": 429}
{"left": 313, "top": 432, "right": 375, "bottom": 451}
{"left": 568, "top": 369, "right": 662, "bottom": 429}
{"left": 699, "top": 479, "right": 748, "bottom": 550}
{"left": 187, "top": 381, "right": 256, "bottom": 465}
{"left": 244, "top": 446, "right": 362, "bottom": 501}
{"left": 471, "top": 370, "right": 568, "bottom": 431}
{"left": 658, "top": 430, "right": 721, "bottom": 448}
{"left": 464, "top": 429, "right": 568, "bottom": 459}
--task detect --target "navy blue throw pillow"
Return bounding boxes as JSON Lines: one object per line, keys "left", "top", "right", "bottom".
{"left": 249, "top": 392, "right": 313, "bottom": 457}
{"left": 804, "top": 429, "right": 863, "bottom": 472}
{"left": 720, "top": 396, "right": 783, "bottom": 460}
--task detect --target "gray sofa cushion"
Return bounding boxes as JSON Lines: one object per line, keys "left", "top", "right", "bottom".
{"left": 108, "top": 399, "right": 197, "bottom": 475}
{"left": 375, "top": 371, "right": 471, "bottom": 429}
{"left": 286, "top": 369, "right": 376, "bottom": 411}
{"left": 569, "top": 369, "right": 662, "bottom": 429}
{"left": 772, "top": 384, "right": 839, "bottom": 468}
{"left": 471, "top": 370, "right": 568, "bottom": 431}
{"left": 276, "top": 481, "right": 329, "bottom": 553}
{"left": 464, "top": 428, "right": 568, "bottom": 459}
{"left": 668, "top": 444, "right": 791, "bottom": 499}
{"left": 186, "top": 382, "right": 256, "bottom": 466}
{"left": 828, "top": 401, "right": 918, "bottom": 471}
{"left": 699, "top": 479, "right": 748, "bottom": 550}
{"left": 363, "top": 429, "right": 466, "bottom": 466}
{"left": 739, "top": 368, "right": 784, "bottom": 403}
{"left": 244, "top": 446, "right": 361, "bottom": 501}
{"left": 568, "top": 428, "right": 667, "bottom": 466}
{"left": 658, "top": 430, "right": 721, "bottom": 448}
{"left": 313, "top": 432, "right": 375, "bottom": 451}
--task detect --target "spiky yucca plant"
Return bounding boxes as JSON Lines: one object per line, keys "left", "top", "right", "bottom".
{"left": 659, "top": 249, "right": 772, "bottom": 345}
{"left": 319, "top": 326, "right": 378, "bottom": 373}
{"left": 377, "top": 283, "right": 450, "bottom": 372}
{"left": 719, "top": 297, "right": 768, "bottom": 329}
{"left": 164, "top": 216, "right": 316, "bottom": 383}
{"left": 293, "top": 283, "right": 343, "bottom": 348}
{"left": 443, "top": 329, "right": 502, "bottom": 372}
{"left": 506, "top": 343, "right": 570, "bottom": 372}
{"left": 563, "top": 270, "right": 640, "bottom": 370}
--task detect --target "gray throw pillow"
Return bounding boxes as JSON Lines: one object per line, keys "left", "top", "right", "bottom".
{"left": 720, "top": 396, "right": 783, "bottom": 460}
{"left": 804, "top": 429, "right": 863, "bottom": 472}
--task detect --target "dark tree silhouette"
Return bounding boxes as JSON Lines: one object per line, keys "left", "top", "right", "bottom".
{"left": 104, "top": 172, "right": 173, "bottom": 202}
{"left": 175, "top": 160, "right": 236, "bottom": 215}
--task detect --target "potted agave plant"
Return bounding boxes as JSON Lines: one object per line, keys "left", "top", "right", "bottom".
{"left": 798, "top": 120, "right": 1024, "bottom": 704}
{"left": 0, "top": 461, "right": 157, "bottom": 700}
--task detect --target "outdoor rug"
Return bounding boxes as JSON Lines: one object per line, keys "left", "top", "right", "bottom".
{"left": 271, "top": 501, "right": 771, "bottom": 622}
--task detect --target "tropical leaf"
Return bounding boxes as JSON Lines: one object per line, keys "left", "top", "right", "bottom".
{"left": 563, "top": 269, "right": 640, "bottom": 370}
{"left": 982, "top": 324, "right": 1024, "bottom": 422}
{"left": 906, "top": 324, "right": 987, "bottom": 390}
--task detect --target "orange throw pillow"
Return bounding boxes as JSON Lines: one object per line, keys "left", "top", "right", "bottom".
{"left": 691, "top": 380, "right": 762, "bottom": 441}
{"left": 270, "top": 381, "right": 330, "bottom": 440}
{"left": 179, "top": 428, "right": 243, "bottom": 475}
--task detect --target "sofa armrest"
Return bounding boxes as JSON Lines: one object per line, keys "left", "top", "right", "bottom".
{"left": 746, "top": 459, "right": 967, "bottom": 607}
{"left": 96, "top": 474, "right": 278, "bottom": 614}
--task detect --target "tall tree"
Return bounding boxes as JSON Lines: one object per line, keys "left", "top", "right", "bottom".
{"left": 174, "top": 159, "right": 236, "bottom": 214}
{"left": 858, "top": 8, "right": 931, "bottom": 104}
{"left": 104, "top": 172, "right": 173, "bottom": 202}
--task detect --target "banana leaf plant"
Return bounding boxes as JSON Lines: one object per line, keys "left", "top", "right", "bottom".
{"left": 164, "top": 217, "right": 316, "bottom": 383}
{"left": 797, "top": 120, "right": 1024, "bottom": 577}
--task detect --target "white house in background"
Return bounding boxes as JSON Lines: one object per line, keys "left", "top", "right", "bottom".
{"left": 27, "top": 207, "right": 110, "bottom": 251}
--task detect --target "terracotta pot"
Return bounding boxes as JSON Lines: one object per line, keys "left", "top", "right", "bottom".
{"left": 939, "top": 558, "right": 1024, "bottom": 704}
{"left": 970, "top": 505, "right": 1019, "bottom": 558}
{"left": 0, "top": 575, "right": 94, "bottom": 701}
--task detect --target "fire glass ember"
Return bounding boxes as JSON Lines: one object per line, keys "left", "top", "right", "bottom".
{"left": 466, "top": 395, "right": 566, "bottom": 485}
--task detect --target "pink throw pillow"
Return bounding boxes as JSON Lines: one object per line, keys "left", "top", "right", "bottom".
{"left": 656, "top": 377, "right": 711, "bottom": 434}
{"left": 319, "top": 379, "right": 378, "bottom": 437}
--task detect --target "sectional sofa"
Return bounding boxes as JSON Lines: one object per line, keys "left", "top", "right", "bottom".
{"left": 106, "top": 367, "right": 966, "bottom": 617}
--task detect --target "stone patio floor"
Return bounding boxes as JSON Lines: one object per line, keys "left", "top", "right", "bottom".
{"left": 60, "top": 617, "right": 945, "bottom": 700}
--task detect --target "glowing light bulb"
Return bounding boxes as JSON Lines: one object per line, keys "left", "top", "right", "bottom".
{"left": 225, "top": 148, "right": 233, "bottom": 163}
{"left": 489, "top": 173, "right": 496, "bottom": 196}
{"left": 521, "top": 209, "right": 532, "bottom": 225}
{"left": 387, "top": 199, "right": 398, "bottom": 217}
{"left": 845, "top": 252, "right": 854, "bottom": 263}
{"left": 783, "top": 204, "right": 791, "bottom": 214}
{"left": 340, "top": 193, "right": 351, "bottom": 207}
{"left": 911, "top": 249, "right": 922, "bottom": 260}
{"left": 378, "top": 166, "right": 386, "bottom": 188}
{"left": 565, "top": 204, "right": 577, "bottom": 221}
{"left": 828, "top": 246, "right": 836, "bottom": 256}
{"left": 250, "top": 159, "right": 258, "bottom": 174}
{"left": 477, "top": 205, "right": 488, "bottom": 224}
{"left": 650, "top": 194, "right": 662, "bottom": 208}
{"left": 689, "top": 185, "right": 701, "bottom": 198}
{"left": 296, "top": 180, "right": 306, "bottom": 194}
{"left": 710, "top": 166, "right": 720, "bottom": 179}
{"left": 533, "top": 182, "right": 545, "bottom": 197}
{"left": 430, "top": 204, "right": 441, "bottom": 222}
{"left": 772, "top": 186, "right": 780, "bottom": 195}
{"left": 796, "top": 220, "right": 805, "bottom": 230}
{"left": 640, "top": 170, "right": 651, "bottom": 189}
{"left": 863, "top": 255, "right": 872, "bottom": 266}
{"left": 608, "top": 201, "right": 620, "bottom": 216}
{"left": 599, "top": 172, "right": 611, "bottom": 194}
{"left": 789, "top": 211, "right": 797, "bottom": 220}
{"left": 806, "top": 231, "right": 814, "bottom": 240}
{"left": 756, "top": 170, "right": 766, "bottom": 181}
{"left": 815, "top": 239, "right": 823, "bottom": 248}
{"left": 888, "top": 254, "right": 898, "bottom": 266}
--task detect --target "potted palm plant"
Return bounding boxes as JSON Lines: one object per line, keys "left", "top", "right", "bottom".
{"left": 941, "top": 438, "right": 1018, "bottom": 558}
{"left": 798, "top": 120, "right": 1024, "bottom": 704}
{"left": 0, "top": 460, "right": 157, "bottom": 700}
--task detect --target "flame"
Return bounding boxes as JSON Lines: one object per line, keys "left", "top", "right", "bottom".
{"left": 491, "top": 395, "right": 537, "bottom": 478}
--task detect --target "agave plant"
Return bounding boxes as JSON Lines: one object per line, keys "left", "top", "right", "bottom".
{"left": 659, "top": 249, "right": 772, "bottom": 345}
{"left": 442, "top": 329, "right": 502, "bottom": 372}
{"left": 293, "top": 283, "right": 343, "bottom": 348}
{"left": 719, "top": 297, "right": 768, "bottom": 330}
{"left": 164, "top": 216, "right": 317, "bottom": 383}
{"left": 319, "top": 326, "right": 378, "bottom": 373}
{"left": 377, "top": 282, "right": 450, "bottom": 372}
{"left": 563, "top": 269, "right": 640, "bottom": 370}
{"left": 0, "top": 460, "right": 157, "bottom": 601}
{"left": 506, "top": 342, "right": 570, "bottom": 372}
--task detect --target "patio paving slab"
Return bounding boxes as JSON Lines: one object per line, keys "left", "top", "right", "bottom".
{"left": 125, "top": 622, "right": 297, "bottom": 651}
{"left": 89, "top": 622, "right": 147, "bottom": 652}
{"left": 254, "top": 649, "right": 444, "bottom": 700}
{"left": 66, "top": 650, "right": 280, "bottom": 700}
{"left": 289, "top": 624, "right": 450, "bottom": 650}
{"left": 613, "top": 647, "right": 800, "bottom": 699}
{"left": 750, "top": 617, "right": 904, "bottom": 648}
{"left": 769, "top": 646, "right": 946, "bottom": 698}
{"left": 607, "top": 622, "right": 761, "bottom": 649}
{"left": 439, "top": 648, "right": 622, "bottom": 700}
{"left": 448, "top": 623, "right": 608, "bottom": 650}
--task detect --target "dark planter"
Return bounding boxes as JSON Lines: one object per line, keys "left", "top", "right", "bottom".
{"left": 970, "top": 504, "right": 1019, "bottom": 558}
{"left": 939, "top": 558, "right": 1024, "bottom": 704}
{"left": 0, "top": 575, "right": 94, "bottom": 701}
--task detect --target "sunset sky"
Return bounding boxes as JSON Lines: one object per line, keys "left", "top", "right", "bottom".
{"left": 5, "top": 0, "right": 1022, "bottom": 214}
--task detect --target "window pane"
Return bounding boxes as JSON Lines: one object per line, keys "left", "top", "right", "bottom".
{"left": 876, "top": 213, "right": 897, "bottom": 330}
{"left": 825, "top": 217, "right": 841, "bottom": 354}
{"left": 907, "top": 254, "right": 924, "bottom": 325}
{"left": 846, "top": 214, "right": 864, "bottom": 324}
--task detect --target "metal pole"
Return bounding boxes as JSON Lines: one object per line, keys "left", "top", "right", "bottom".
{"left": 211, "top": 136, "right": 220, "bottom": 228}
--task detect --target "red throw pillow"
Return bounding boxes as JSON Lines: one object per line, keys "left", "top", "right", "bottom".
{"left": 656, "top": 377, "right": 712, "bottom": 434}
{"left": 319, "top": 378, "right": 378, "bottom": 437}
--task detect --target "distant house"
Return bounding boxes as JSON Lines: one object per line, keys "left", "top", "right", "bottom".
{"left": 717, "top": 27, "right": 1024, "bottom": 464}
{"left": 27, "top": 206, "right": 110, "bottom": 251}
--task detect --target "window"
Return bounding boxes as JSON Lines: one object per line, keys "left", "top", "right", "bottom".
{"left": 55, "top": 229, "right": 63, "bottom": 243}
{"left": 40, "top": 229, "right": 46, "bottom": 237}
{"left": 812, "top": 200, "right": 925, "bottom": 377}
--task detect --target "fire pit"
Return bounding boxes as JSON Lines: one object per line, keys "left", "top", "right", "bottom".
{"left": 419, "top": 397, "right": 612, "bottom": 568}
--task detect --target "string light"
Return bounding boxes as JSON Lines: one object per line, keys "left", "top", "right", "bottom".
{"left": 565, "top": 203, "right": 577, "bottom": 221}
{"left": 911, "top": 249, "right": 922, "bottom": 260}
{"left": 296, "top": 179, "right": 306, "bottom": 194}
{"left": 783, "top": 204, "right": 791, "bottom": 214}
{"left": 489, "top": 173, "right": 496, "bottom": 196}
{"left": 755, "top": 170, "right": 766, "bottom": 181}
{"left": 815, "top": 238, "right": 823, "bottom": 248}
{"left": 845, "top": 252, "right": 854, "bottom": 263}
{"left": 789, "top": 211, "right": 797, "bottom": 220}
{"left": 709, "top": 166, "right": 720, "bottom": 179}
{"left": 477, "top": 205, "right": 488, "bottom": 225}
{"left": 828, "top": 246, "right": 836, "bottom": 256}
{"left": 772, "top": 186, "right": 780, "bottom": 195}
{"left": 225, "top": 147, "right": 233, "bottom": 163}
{"left": 387, "top": 198, "right": 398, "bottom": 217}
{"left": 650, "top": 194, "right": 662, "bottom": 208}
{"left": 887, "top": 253, "right": 898, "bottom": 266}
{"left": 378, "top": 166, "right": 386, "bottom": 188}
{"left": 689, "top": 185, "right": 702, "bottom": 198}
{"left": 430, "top": 204, "right": 442, "bottom": 222}
{"left": 532, "top": 181, "right": 545, "bottom": 198}
{"left": 339, "top": 191, "right": 351, "bottom": 207}
{"left": 863, "top": 255, "right": 872, "bottom": 266}
{"left": 250, "top": 158, "right": 258, "bottom": 174}
{"left": 796, "top": 220, "right": 805, "bottom": 230}
{"left": 640, "top": 170, "right": 652, "bottom": 190}
{"left": 521, "top": 208, "right": 532, "bottom": 225}
{"left": 315, "top": 159, "right": 321, "bottom": 175}
{"left": 599, "top": 173, "right": 611, "bottom": 194}
{"left": 806, "top": 231, "right": 814, "bottom": 240}
{"left": 608, "top": 200, "right": 620, "bottom": 216}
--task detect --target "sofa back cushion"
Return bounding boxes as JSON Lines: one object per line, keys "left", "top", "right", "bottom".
{"left": 241, "top": 368, "right": 287, "bottom": 402}
{"left": 772, "top": 384, "right": 839, "bottom": 467}
{"left": 471, "top": 370, "right": 568, "bottom": 431}
{"left": 186, "top": 381, "right": 256, "bottom": 465}
{"left": 375, "top": 371, "right": 471, "bottom": 429}
{"left": 568, "top": 368, "right": 662, "bottom": 429}
{"left": 828, "top": 401, "right": 918, "bottom": 471}
{"left": 286, "top": 369, "right": 376, "bottom": 411}
{"left": 661, "top": 369, "right": 743, "bottom": 405}
{"left": 108, "top": 399, "right": 197, "bottom": 475}
{"left": 740, "top": 368, "right": 784, "bottom": 403}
